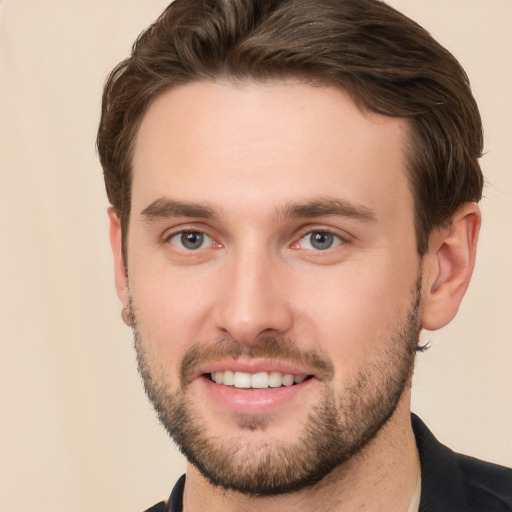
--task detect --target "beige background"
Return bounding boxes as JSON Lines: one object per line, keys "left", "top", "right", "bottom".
{"left": 0, "top": 1, "right": 510, "bottom": 511}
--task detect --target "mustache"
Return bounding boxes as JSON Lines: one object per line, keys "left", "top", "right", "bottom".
{"left": 179, "top": 336, "right": 335, "bottom": 387}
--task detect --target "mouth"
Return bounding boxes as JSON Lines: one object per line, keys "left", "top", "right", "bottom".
{"left": 196, "top": 363, "right": 320, "bottom": 416}
{"left": 206, "top": 370, "right": 312, "bottom": 389}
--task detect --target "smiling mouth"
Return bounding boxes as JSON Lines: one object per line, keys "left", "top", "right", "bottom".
{"left": 207, "top": 370, "right": 313, "bottom": 389}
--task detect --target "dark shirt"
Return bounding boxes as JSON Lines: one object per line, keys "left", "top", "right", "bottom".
{"left": 144, "top": 414, "right": 512, "bottom": 511}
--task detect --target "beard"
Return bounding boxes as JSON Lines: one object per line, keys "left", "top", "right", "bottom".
{"left": 132, "top": 281, "right": 422, "bottom": 497}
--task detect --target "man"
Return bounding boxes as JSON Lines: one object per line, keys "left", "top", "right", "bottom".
{"left": 97, "top": 0, "right": 512, "bottom": 510}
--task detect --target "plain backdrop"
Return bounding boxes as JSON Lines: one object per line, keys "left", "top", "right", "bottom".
{"left": 0, "top": 1, "right": 511, "bottom": 511}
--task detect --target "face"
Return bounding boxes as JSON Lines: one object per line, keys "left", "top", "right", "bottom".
{"left": 116, "top": 81, "right": 423, "bottom": 494}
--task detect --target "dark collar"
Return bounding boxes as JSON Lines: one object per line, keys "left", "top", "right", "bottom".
{"left": 412, "top": 413, "right": 469, "bottom": 511}
{"left": 168, "top": 474, "right": 185, "bottom": 512}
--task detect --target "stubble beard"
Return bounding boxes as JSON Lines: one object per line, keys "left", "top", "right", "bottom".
{"left": 132, "top": 284, "right": 422, "bottom": 496}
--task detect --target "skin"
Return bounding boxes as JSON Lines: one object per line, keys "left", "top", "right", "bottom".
{"left": 109, "top": 80, "right": 480, "bottom": 511}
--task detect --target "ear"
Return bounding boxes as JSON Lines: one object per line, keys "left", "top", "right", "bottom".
{"left": 108, "top": 207, "right": 130, "bottom": 307}
{"left": 421, "top": 202, "right": 481, "bottom": 331}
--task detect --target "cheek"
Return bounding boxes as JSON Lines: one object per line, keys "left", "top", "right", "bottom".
{"left": 129, "top": 264, "right": 217, "bottom": 372}
{"left": 294, "top": 258, "right": 418, "bottom": 377}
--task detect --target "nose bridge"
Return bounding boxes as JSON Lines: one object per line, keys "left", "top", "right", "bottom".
{"left": 214, "top": 240, "right": 292, "bottom": 344}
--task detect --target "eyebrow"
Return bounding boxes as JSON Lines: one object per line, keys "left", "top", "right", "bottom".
{"left": 140, "top": 196, "right": 376, "bottom": 223}
{"left": 141, "top": 198, "right": 216, "bottom": 221}
{"left": 278, "top": 196, "right": 376, "bottom": 222}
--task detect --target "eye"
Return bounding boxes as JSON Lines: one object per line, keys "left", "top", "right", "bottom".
{"left": 168, "top": 231, "right": 213, "bottom": 250}
{"left": 297, "top": 231, "right": 342, "bottom": 251}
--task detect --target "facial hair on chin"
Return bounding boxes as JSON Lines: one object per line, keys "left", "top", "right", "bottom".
{"left": 131, "top": 281, "right": 422, "bottom": 496}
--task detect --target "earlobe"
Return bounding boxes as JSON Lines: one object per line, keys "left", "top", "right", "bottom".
{"left": 421, "top": 203, "right": 481, "bottom": 331}
{"left": 108, "top": 207, "right": 130, "bottom": 306}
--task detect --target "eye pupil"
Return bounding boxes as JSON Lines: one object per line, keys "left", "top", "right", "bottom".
{"left": 310, "top": 232, "right": 334, "bottom": 250}
{"left": 181, "top": 231, "right": 204, "bottom": 249}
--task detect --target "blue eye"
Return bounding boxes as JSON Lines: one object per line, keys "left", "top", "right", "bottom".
{"left": 169, "top": 231, "right": 212, "bottom": 250}
{"left": 298, "top": 231, "right": 342, "bottom": 251}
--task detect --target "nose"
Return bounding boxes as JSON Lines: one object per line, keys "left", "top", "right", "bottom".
{"left": 213, "top": 246, "right": 294, "bottom": 345}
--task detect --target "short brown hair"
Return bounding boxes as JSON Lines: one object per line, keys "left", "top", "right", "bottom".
{"left": 97, "top": 0, "right": 483, "bottom": 257}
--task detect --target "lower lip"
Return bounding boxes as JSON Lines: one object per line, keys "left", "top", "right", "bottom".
{"left": 199, "top": 376, "right": 318, "bottom": 415}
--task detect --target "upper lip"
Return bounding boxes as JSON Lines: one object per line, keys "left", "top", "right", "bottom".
{"left": 194, "top": 358, "right": 317, "bottom": 380}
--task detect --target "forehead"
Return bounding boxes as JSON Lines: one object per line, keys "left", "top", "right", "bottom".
{"left": 131, "top": 80, "right": 412, "bottom": 221}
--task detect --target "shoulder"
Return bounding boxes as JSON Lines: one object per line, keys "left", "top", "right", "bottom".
{"left": 455, "top": 451, "right": 512, "bottom": 509}
{"left": 411, "top": 414, "right": 512, "bottom": 511}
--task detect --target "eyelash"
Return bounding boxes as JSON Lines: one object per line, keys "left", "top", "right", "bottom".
{"left": 165, "top": 230, "right": 218, "bottom": 251}
{"left": 164, "top": 227, "right": 347, "bottom": 253}
{"left": 294, "top": 230, "right": 345, "bottom": 251}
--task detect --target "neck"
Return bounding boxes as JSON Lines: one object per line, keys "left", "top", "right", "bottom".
{"left": 183, "top": 394, "right": 419, "bottom": 512}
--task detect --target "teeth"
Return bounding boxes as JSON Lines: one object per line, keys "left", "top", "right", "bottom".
{"left": 210, "top": 370, "right": 308, "bottom": 389}
{"left": 282, "top": 373, "right": 294, "bottom": 386}
{"left": 223, "top": 370, "right": 234, "bottom": 385}
{"left": 269, "top": 371, "right": 283, "bottom": 388}
{"left": 251, "top": 372, "right": 269, "bottom": 389}
{"left": 233, "top": 371, "right": 251, "bottom": 388}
